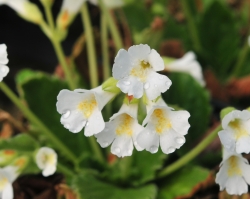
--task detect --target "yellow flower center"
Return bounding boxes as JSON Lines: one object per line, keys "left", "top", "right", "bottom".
{"left": 42, "top": 153, "right": 56, "bottom": 166}
{"left": 130, "top": 61, "right": 152, "bottom": 82}
{"left": 227, "top": 156, "right": 242, "bottom": 176}
{"left": 229, "top": 119, "right": 248, "bottom": 140}
{"left": 77, "top": 96, "right": 97, "bottom": 118}
{"left": 115, "top": 114, "right": 134, "bottom": 136}
{"left": 0, "top": 177, "right": 8, "bottom": 190}
{"left": 152, "top": 109, "right": 172, "bottom": 134}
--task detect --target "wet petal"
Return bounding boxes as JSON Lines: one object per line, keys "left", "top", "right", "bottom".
{"left": 137, "top": 129, "right": 159, "bottom": 153}
{"left": 144, "top": 71, "right": 172, "bottom": 100}
{"left": 112, "top": 49, "right": 132, "bottom": 80}
{"left": 148, "top": 49, "right": 164, "bottom": 71}
{"left": 84, "top": 109, "right": 105, "bottom": 136}
{"left": 111, "top": 136, "right": 134, "bottom": 157}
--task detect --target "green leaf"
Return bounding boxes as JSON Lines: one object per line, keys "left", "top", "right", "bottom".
{"left": 131, "top": 150, "right": 167, "bottom": 186}
{"left": 158, "top": 165, "right": 210, "bottom": 199}
{"left": 162, "top": 73, "right": 211, "bottom": 155}
{"left": 198, "top": 1, "right": 239, "bottom": 79}
{"left": 16, "top": 69, "right": 90, "bottom": 156}
{"left": 0, "top": 134, "right": 39, "bottom": 152}
{"left": 72, "top": 173, "right": 158, "bottom": 199}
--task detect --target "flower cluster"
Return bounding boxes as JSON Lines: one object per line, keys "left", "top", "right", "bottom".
{"left": 216, "top": 109, "right": 250, "bottom": 195}
{"left": 57, "top": 44, "right": 190, "bottom": 157}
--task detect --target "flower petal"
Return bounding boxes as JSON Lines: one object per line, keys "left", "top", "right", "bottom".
{"left": 0, "top": 65, "right": 9, "bottom": 81}
{"left": 95, "top": 123, "right": 116, "bottom": 147}
{"left": 148, "top": 49, "right": 164, "bottom": 71}
{"left": 225, "top": 176, "right": 248, "bottom": 195}
{"left": 215, "top": 164, "right": 228, "bottom": 191}
{"left": 136, "top": 129, "right": 159, "bottom": 153}
{"left": 236, "top": 136, "right": 250, "bottom": 154}
{"left": 128, "top": 44, "right": 150, "bottom": 62}
{"left": 2, "top": 183, "right": 13, "bottom": 199}
{"left": 117, "top": 76, "right": 143, "bottom": 98}
{"left": 112, "top": 49, "right": 132, "bottom": 80}
{"left": 111, "top": 136, "right": 134, "bottom": 157}
{"left": 56, "top": 89, "right": 85, "bottom": 114}
{"left": 84, "top": 109, "right": 105, "bottom": 136}
{"left": 218, "top": 130, "right": 235, "bottom": 152}
{"left": 144, "top": 71, "right": 172, "bottom": 100}
{"left": 60, "top": 109, "right": 86, "bottom": 133}
{"left": 0, "top": 44, "right": 8, "bottom": 65}
{"left": 160, "top": 129, "right": 185, "bottom": 154}
{"left": 168, "top": 110, "right": 190, "bottom": 135}
{"left": 42, "top": 165, "right": 56, "bottom": 177}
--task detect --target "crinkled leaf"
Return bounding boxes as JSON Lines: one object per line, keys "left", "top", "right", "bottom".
{"left": 16, "top": 69, "right": 90, "bottom": 156}
{"left": 72, "top": 173, "right": 158, "bottom": 199}
{"left": 162, "top": 73, "right": 211, "bottom": 155}
{"left": 158, "top": 165, "right": 210, "bottom": 199}
{"left": 198, "top": 1, "right": 239, "bottom": 80}
{"left": 0, "top": 134, "right": 39, "bottom": 152}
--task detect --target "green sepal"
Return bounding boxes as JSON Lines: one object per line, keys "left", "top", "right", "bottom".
{"left": 123, "top": 96, "right": 139, "bottom": 105}
{"left": 102, "top": 77, "right": 120, "bottom": 94}
{"left": 40, "top": 0, "right": 54, "bottom": 7}
{"left": 220, "top": 107, "right": 236, "bottom": 120}
{"left": 142, "top": 93, "right": 147, "bottom": 105}
{"left": 21, "top": 2, "right": 44, "bottom": 24}
{"left": 0, "top": 150, "right": 18, "bottom": 167}
{"left": 162, "top": 56, "right": 176, "bottom": 66}
{"left": 10, "top": 156, "right": 30, "bottom": 173}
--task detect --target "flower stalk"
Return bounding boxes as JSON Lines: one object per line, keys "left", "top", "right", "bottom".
{"left": 42, "top": 3, "right": 76, "bottom": 90}
{"left": 81, "top": 2, "right": 99, "bottom": 88}
{"left": 98, "top": 0, "right": 123, "bottom": 51}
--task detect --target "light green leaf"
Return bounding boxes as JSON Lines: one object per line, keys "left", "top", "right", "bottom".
{"left": 72, "top": 173, "right": 158, "bottom": 199}
{"left": 0, "top": 134, "right": 39, "bottom": 152}
{"left": 158, "top": 165, "right": 210, "bottom": 199}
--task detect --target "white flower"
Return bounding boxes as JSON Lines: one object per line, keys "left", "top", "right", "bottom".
{"left": 95, "top": 103, "right": 144, "bottom": 157}
{"left": 112, "top": 44, "right": 172, "bottom": 100}
{"left": 0, "top": 44, "right": 9, "bottom": 82}
{"left": 165, "top": 52, "right": 205, "bottom": 86}
{"left": 56, "top": 0, "right": 86, "bottom": 30}
{"left": 88, "top": 0, "right": 124, "bottom": 8}
{"left": 136, "top": 99, "right": 190, "bottom": 154}
{"left": 215, "top": 149, "right": 250, "bottom": 195}
{"left": 0, "top": 166, "right": 18, "bottom": 199}
{"left": 36, "top": 147, "right": 57, "bottom": 177}
{"left": 56, "top": 86, "right": 115, "bottom": 136}
{"left": 0, "top": 0, "right": 43, "bottom": 24}
{"left": 218, "top": 110, "right": 250, "bottom": 154}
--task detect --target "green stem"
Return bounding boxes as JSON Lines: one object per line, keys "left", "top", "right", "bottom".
{"left": 157, "top": 125, "right": 222, "bottom": 178}
{"left": 101, "top": 13, "right": 112, "bottom": 118}
{"left": 181, "top": 0, "right": 201, "bottom": 52}
{"left": 98, "top": 0, "right": 123, "bottom": 51}
{"left": 81, "top": 3, "right": 99, "bottom": 88}
{"left": 101, "top": 13, "right": 111, "bottom": 80}
{"left": 42, "top": 4, "right": 75, "bottom": 90}
{"left": 231, "top": 39, "right": 249, "bottom": 78}
{"left": 88, "top": 136, "right": 105, "bottom": 163}
{"left": 57, "top": 162, "right": 75, "bottom": 178}
{"left": 0, "top": 82, "right": 78, "bottom": 165}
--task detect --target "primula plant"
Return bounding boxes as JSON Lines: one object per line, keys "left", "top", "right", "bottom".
{"left": 1, "top": 0, "right": 250, "bottom": 198}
